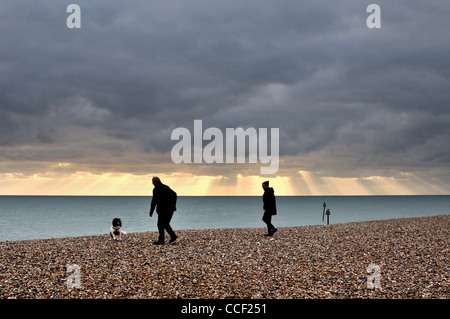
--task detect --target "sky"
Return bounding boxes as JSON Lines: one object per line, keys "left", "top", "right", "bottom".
{"left": 0, "top": 0, "right": 449, "bottom": 195}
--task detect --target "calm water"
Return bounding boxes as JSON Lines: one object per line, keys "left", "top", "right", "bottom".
{"left": 0, "top": 195, "right": 449, "bottom": 242}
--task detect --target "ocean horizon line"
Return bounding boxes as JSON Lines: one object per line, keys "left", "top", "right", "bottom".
{"left": 0, "top": 194, "right": 449, "bottom": 197}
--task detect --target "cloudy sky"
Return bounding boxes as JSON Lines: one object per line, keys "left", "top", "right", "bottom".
{"left": 0, "top": 0, "right": 449, "bottom": 195}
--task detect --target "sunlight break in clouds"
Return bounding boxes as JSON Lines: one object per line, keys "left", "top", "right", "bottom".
{"left": 0, "top": 171, "right": 447, "bottom": 196}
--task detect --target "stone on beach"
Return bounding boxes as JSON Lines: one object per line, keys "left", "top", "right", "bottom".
{"left": 0, "top": 215, "right": 448, "bottom": 299}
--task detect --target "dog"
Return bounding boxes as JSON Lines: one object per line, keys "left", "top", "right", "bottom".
{"left": 110, "top": 218, "right": 127, "bottom": 240}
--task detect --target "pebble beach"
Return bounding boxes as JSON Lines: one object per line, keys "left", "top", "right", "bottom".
{"left": 0, "top": 215, "right": 448, "bottom": 299}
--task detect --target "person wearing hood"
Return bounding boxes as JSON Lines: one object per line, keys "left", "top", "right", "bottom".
{"left": 262, "top": 181, "right": 277, "bottom": 236}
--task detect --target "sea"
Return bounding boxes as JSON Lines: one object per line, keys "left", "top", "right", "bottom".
{"left": 0, "top": 195, "right": 449, "bottom": 242}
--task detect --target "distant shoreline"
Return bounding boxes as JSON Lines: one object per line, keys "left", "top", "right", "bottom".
{"left": 1, "top": 213, "right": 449, "bottom": 244}
{"left": 1, "top": 215, "right": 448, "bottom": 299}
{"left": 1, "top": 194, "right": 449, "bottom": 197}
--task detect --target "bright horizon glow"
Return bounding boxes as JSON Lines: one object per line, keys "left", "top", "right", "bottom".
{"left": 0, "top": 170, "right": 448, "bottom": 196}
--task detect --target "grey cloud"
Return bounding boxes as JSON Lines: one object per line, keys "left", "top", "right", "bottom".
{"left": 0, "top": 0, "right": 449, "bottom": 181}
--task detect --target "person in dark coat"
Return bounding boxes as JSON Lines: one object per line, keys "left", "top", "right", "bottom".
{"left": 149, "top": 176, "right": 178, "bottom": 244}
{"left": 262, "top": 180, "right": 277, "bottom": 236}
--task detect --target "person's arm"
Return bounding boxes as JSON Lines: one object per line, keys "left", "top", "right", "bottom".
{"left": 149, "top": 188, "right": 157, "bottom": 217}
{"left": 262, "top": 191, "right": 267, "bottom": 211}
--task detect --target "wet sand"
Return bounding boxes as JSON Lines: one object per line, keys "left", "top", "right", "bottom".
{"left": 0, "top": 215, "right": 448, "bottom": 299}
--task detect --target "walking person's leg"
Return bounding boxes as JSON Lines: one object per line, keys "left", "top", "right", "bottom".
{"left": 262, "top": 212, "right": 277, "bottom": 236}
{"left": 262, "top": 212, "right": 273, "bottom": 236}
{"left": 156, "top": 211, "right": 177, "bottom": 244}
{"left": 156, "top": 213, "right": 166, "bottom": 244}
{"left": 165, "top": 211, "right": 177, "bottom": 243}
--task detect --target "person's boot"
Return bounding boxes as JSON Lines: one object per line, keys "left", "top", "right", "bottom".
{"left": 169, "top": 235, "right": 178, "bottom": 244}
{"left": 153, "top": 235, "right": 165, "bottom": 245}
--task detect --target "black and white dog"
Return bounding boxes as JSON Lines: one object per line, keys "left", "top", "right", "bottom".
{"left": 110, "top": 218, "right": 127, "bottom": 240}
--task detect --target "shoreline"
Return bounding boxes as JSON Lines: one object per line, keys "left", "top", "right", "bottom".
{"left": 0, "top": 215, "right": 448, "bottom": 299}
{"left": 2, "top": 213, "right": 449, "bottom": 244}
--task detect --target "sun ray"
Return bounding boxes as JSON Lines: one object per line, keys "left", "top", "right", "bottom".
{"left": 0, "top": 169, "right": 448, "bottom": 196}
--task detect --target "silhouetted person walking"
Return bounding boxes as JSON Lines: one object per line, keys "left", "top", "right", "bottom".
{"left": 149, "top": 176, "right": 178, "bottom": 244}
{"left": 262, "top": 180, "right": 277, "bottom": 236}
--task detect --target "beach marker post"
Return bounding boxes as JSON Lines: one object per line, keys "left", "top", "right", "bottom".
{"left": 326, "top": 209, "right": 330, "bottom": 225}
{"left": 322, "top": 202, "right": 326, "bottom": 223}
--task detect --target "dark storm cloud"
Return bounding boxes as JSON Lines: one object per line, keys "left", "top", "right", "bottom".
{"left": 0, "top": 0, "right": 449, "bottom": 180}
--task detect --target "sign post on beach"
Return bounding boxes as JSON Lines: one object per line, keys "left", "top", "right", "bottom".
{"left": 322, "top": 202, "right": 326, "bottom": 223}
{"left": 326, "top": 209, "right": 331, "bottom": 225}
